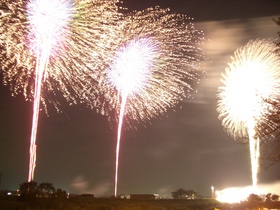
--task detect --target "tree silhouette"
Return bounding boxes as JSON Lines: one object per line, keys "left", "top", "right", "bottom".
{"left": 37, "top": 182, "right": 55, "bottom": 197}
{"left": 257, "top": 17, "right": 280, "bottom": 167}
{"left": 18, "top": 181, "right": 62, "bottom": 199}
{"left": 246, "top": 194, "right": 263, "bottom": 203}
{"left": 19, "top": 181, "right": 38, "bottom": 198}
{"left": 56, "top": 188, "right": 67, "bottom": 199}
{"left": 271, "top": 194, "right": 280, "bottom": 201}
{"left": 171, "top": 188, "right": 197, "bottom": 199}
{"left": 273, "top": 17, "right": 280, "bottom": 48}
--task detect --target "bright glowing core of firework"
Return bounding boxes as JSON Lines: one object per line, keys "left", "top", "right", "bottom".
{"left": 222, "top": 62, "right": 273, "bottom": 123}
{"left": 217, "top": 39, "right": 280, "bottom": 192}
{"left": 26, "top": 0, "right": 73, "bottom": 181}
{"left": 108, "top": 38, "right": 159, "bottom": 197}
{"left": 108, "top": 38, "right": 158, "bottom": 96}
{"left": 221, "top": 60, "right": 269, "bottom": 190}
{"left": 27, "top": 0, "right": 73, "bottom": 55}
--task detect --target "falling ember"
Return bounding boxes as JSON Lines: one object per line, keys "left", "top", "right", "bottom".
{"left": 108, "top": 38, "right": 159, "bottom": 197}
{"left": 217, "top": 39, "right": 280, "bottom": 191}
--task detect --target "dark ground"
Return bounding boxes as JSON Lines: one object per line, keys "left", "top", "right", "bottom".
{"left": 1, "top": 196, "right": 280, "bottom": 210}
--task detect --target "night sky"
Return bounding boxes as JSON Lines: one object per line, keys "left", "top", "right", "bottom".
{"left": 1, "top": 0, "right": 280, "bottom": 198}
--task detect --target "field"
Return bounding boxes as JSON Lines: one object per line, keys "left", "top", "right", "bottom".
{"left": 0, "top": 196, "right": 221, "bottom": 210}
{"left": 1, "top": 196, "right": 280, "bottom": 210}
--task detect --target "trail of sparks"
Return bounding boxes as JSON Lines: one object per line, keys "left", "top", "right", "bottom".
{"left": 108, "top": 38, "right": 160, "bottom": 197}
{"left": 0, "top": 0, "right": 122, "bottom": 181}
{"left": 91, "top": 7, "right": 205, "bottom": 196}
{"left": 114, "top": 93, "right": 127, "bottom": 197}
{"left": 26, "top": 0, "right": 74, "bottom": 182}
{"left": 217, "top": 39, "right": 280, "bottom": 192}
{"left": 247, "top": 120, "right": 260, "bottom": 190}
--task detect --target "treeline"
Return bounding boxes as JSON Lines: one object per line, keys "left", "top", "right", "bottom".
{"left": 1, "top": 192, "right": 280, "bottom": 210}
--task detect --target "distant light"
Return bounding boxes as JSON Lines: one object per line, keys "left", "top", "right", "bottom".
{"left": 211, "top": 186, "right": 215, "bottom": 198}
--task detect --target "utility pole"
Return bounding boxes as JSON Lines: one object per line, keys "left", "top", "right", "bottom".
{"left": 0, "top": 173, "right": 2, "bottom": 191}
{"left": 211, "top": 186, "right": 215, "bottom": 199}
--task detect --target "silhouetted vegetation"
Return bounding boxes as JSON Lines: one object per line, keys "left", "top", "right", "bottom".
{"left": 217, "top": 193, "right": 280, "bottom": 210}
{"left": 274, "top": 17, "right": 280, "bottom": 48}
{"left": 255, "top": 17, "right": 280, "bottom": 168}
{"left": 18, "top": 181, "right": 66, "bottom": 200}
{"left": 1, "top": 182, "right": 280, "bottom": 209}
{"left": 2, "top": 195, "right": 279, "bottom": 210}
{"left": 171, "top": 188, "right": 200, "bottom": 199}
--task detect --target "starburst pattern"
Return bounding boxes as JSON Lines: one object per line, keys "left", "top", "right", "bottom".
{"left": 217, "top": 38, "right": 280, "bottom": 190}
{"left": 0, "top": 0, "right": 121, "bottom": 111}
{"left": 0, "top": 0, "right": 122, "bottom": 181}
{"left": 86, "top": 7, "right": 205, "bottom": 128}
{"left": 217, "top": 39, "right": 280, "bottom": 142}
{"left": 83, "top": 6, "right": 205, "bottom": 197}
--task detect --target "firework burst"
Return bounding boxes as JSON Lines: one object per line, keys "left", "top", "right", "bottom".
{"left": 89, "top": 7, "right": 205, "bottom": 127}
{"left": 217, "top": 38, "right": 280, "bottom": 190}
{"left": 108, "top": 37, "right": 161, "bottom": 197}
{"left": 26, "top": 0, "right": 75, "bottom": 182}
{"left": 84, "top": 7, "right": 205, "bottom": 196}
{"left": 0, "top": 0, "right": 121, "bottom": 109}
{"left": 0, "top": 0, "right": 122, "bottom": 181}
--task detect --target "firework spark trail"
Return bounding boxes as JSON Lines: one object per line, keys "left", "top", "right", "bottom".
{"left": 26, "top": 0, "right": 75, "bottom": 181}
{"left": 0, "top": 0, "right": 122, "bottom": 181}
{"left": 217, "top": 39, "right": 280, "bottom": 192}
{"left": 114, "top": 92, "right": 127, "bottom": 197}
{"left": 89, "top": 7, "right": 205, "bottom": 196}
{"left": 108, "top": 38, "right": 160, "bottom": 197}
{"left": 247, "top": 120, "right": 260, "bottom": 190}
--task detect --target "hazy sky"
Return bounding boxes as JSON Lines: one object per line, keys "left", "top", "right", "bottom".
{"left": 0, "top": 0, "right": 280, "bottom": 198}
